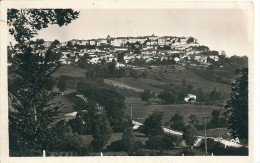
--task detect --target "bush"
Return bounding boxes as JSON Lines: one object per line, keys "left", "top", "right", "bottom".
{"left": 177, "top": 148, "right": 195, "bottom": 156}
{"left": 128, "top": 141, "right": 145, "bottom": 156}
{"left": 106, "top": 140, "right": 124, "bottom": 152}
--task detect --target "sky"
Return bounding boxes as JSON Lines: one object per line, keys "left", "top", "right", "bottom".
{"left": 10, "top": 8, "right": 252, "bottom": 56}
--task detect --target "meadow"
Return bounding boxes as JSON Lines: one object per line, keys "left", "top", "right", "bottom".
{"left": 124, "top": 97, "right": 224, "bottom": 124}
{"left": 108, "top": 65, "right": 232, "bottom": 95}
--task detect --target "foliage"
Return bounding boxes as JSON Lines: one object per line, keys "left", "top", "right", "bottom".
{"left": 145, "top": 136, "right": 164, "bottom": 152}
{"left": 117, "top": 52, "right": 125, "bottom": 63}
{"left": 127, "top": 141, "right": 145, "bottom": 156}
{"left": 8, "top": 9, "right": 79, "bottom": 156}
{"left": 189, "top": 114, "right": 199, "bottom": 125}
{"left": 186, "top": 37, "right": 195, "bottom": 44}
{"left": 121, "top": 128, "right": 136, "bottom": 151}
{"left": 140, "top": 90, "right": 152, "bottom": 101}
{"left": 57, "top": 76, "right": 68, "bottom": 92}
{"left": 47, "top": 121, "right": 90, "bottom": 156}
{"left": 140, "top": 110, "right": 164, "bottom": 136}
{"left": 66, "top": 41, "right": 73, "bottom": 48}
{"left": 182, "top": 125, "right": 198, "bottom": 147}
{"left": 177, "top": 148, "right": 196, "bottom": 156}
{"left": 106, "top": 140, "right": 124, "bottom": 152}
{"left": 169, "top": 113, "right": 185, "bottom": 131}
{"left": 225, "top": 67, "right": 248, "bottom": 140}
{"left": 129, "top": 69, "right": 139, "bottom": 79}
{"left": 157, "top": 83, "right": 194, "bottom": 103}
{"left": 8, "top": 9, "right": 79, "bottom": 43}
{"left": 8, "top": 46, "right": 62, "bottom": 155}
{"left": 145, "top": 134, "right": 175, "bottom": 152}
{"left": 90, "top": 110, "right": 112, "bottom": 152}
{"left": 83, "top": 63, "right": 125, "bottom": 79}
{"left": 76, "top": 82, "right": 126, "bottom": 132}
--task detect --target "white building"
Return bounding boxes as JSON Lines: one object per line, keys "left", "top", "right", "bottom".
{"left": 184, "top": 94, "right": 196, "bottom": 102}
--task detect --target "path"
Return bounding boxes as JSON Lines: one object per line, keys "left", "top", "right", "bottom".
{"left": 132, "top": 120, "right": 245, "bottom": 148}
{"left": 104, "top": 79, "right": 144, "bottom": 92}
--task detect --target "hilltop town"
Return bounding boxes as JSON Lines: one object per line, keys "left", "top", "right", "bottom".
{"left": 8, "top": 34, "right": 221, "bottom": 68}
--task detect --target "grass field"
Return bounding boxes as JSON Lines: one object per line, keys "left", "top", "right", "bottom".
{"left": 52, "top": 94, "right": 75, "bottom": 114}
{"left": 197, "top": 128, "right": 231, "bottom": 137}
{"left": 125, "top": 97, "right": 224, "bottom": 124}
{"left": 107, "top": 65, "right": 231, "bottom": 94}
{"left": 53, "top": 65, "right": 87, "bottom": 78}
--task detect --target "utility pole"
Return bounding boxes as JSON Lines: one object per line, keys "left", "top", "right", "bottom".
{"left": 130, "top": 105, "right": 132, "bottom": 120}
{"left": 203, "top": 119, "right": 208, "bottom": 155}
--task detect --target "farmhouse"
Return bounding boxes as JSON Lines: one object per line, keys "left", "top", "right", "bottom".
{"left": 184, "top": 94, "right": 196, "bottom": 102}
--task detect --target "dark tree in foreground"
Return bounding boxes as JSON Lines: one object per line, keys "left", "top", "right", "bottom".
{"left": 8, "top": 9, "right": 79, "bottom": 43}
{"left": 121, "top": 127, "right": 136, "bottom": 151}
{"left": 169, "top": 113, "right": 185, "bottom": 131}
{"left": 141, "top": 110, "right": 164, "bottom": 136}
{"left": 8, "top": 9, "right": 79, "bottom": 156}
{"left": 225, "top": 67, "right": 248, "bottom": 140}
{"left": 182, "top": 125, "right": 198, "bottom": 148}
{"left": 90, "top": 109, "right": 112, "bottom": 152}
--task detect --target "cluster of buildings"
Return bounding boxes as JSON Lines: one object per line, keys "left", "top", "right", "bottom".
{"left": 8, "top": 34, "right": 220, "bottom": 67}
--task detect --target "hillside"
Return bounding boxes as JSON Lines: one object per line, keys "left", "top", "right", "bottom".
{"left": 107, "top": 65, "right": 232, "bottom": 95}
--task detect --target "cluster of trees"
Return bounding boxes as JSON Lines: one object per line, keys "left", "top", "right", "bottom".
{"left": 128, "top": 57, "right": 177, "bottom": 66}
{"left": 140, "top": 90, "right": 155, "bottom": 101}
{"left": 106, "top": 128, "right": 144, "bottom": 155}
{"left": 79, "top": 60, "right": 126, "bottom": 79}
{"left": 139, "top": 111, "right": 198, "bottom": 152}
{"left": 193, "top": 55, "right": 248, "bottom": 86}
{"left": 157, "top": 81, "right": 224, "bottom": 104}
{"left": 165, "top": 110, "right": 227, "bottom": 132}
{"left": 74, "top": 82, "right": 128, "bottom": 132}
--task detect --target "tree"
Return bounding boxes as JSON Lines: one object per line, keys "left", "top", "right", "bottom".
{"left": 121, "top": 127, "right": 136, "bottom": 151}
{"left": 77, "top": 82, "right": 126, "bottom": 132}
{"left": 182, "top": 125, "right": 198, "bottom": 148}
{"left": 117, "top": 52, "right": 125, "bottom": 63}
{"left": 67, "top": 41, "right": 73, "bottom": 48}
{"left": 129, "top": 69, "right": 139, "bottom": 79}
{"left": 211, "top": 110, "right": 221, "bottom": 127}
{"left": 57, "top": 76, "right": 68, "bottom": 94}
{"left": 8, "top": 9, "right": 79, "bottom": 43}
{"left": 169, "top": 113, "right": 185, "bottom": 131}
{"left": 225, "top": 67, "right": 248, "bottom": 140}
{"left": 141, "top": 71, "right": 148, "bottom": 78}
{"left": 186, "top": 37, "right": 195, "bottom": 44}
{"left": 196, "top": 87, "right": 205, "bottom": 102}
{"left": 145, "top": 136, "right": 164, "bottom": 152}
{"left": 140, "top": 90, "right": 152, "bottom": 102}
{"left": 50, "top": 39, "right": 60, "bottom": 48}
{"left": 209, "top": 87, "right": 222, "bottom": 102}
{"left": 90, "top": 109, "right": 112, "bottom": 152}
{"left": 141, "top": 110, "right": 164, "bottom": 136}
{"left": 189, "top": 114, "right": 199, "bottom": 125}
{"left": 8, "top": 9, "right": 79, "bottom": 156}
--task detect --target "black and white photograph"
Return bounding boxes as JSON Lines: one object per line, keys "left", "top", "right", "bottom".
{"left": 0, "top": 0, "right": 257, "bottom": 162}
